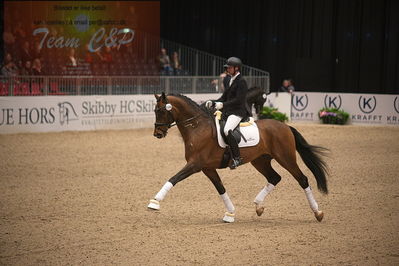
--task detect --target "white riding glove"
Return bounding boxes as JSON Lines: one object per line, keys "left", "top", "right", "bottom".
{"left": 215, "top": 102, "right": 223, "bottom": 110}
{"left": 205, "top": 100, "right": 213, "bottom": 109}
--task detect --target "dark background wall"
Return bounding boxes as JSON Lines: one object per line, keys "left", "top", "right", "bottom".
{"left": 161, "top": 0, "right": 399, "bottom": 93}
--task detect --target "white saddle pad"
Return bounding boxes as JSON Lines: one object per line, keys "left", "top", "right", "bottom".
{"left": 215, "top": 116, "right": 260, "bottom": 148}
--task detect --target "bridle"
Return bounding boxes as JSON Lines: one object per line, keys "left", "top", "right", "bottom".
{"left": 154, "top": 103, "right": 201, "bottom": 130}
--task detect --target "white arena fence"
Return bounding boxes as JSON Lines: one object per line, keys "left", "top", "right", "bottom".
{"left": 0, "top": 75, "right": 269, "bottom": 96}
{"left": 0, "top": 91, "right": 398, "bottom": 134}
{"left": 288, "top": 92, "right": 399, "bottom": 126}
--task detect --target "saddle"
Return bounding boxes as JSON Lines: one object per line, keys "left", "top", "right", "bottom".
{"left": 214, "top": 111, "right": 259, "bottom": 168}
{"left": 218, "top": 116, "right": 252, "bottom": 144}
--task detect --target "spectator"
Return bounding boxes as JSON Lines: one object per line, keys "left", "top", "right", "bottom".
{"left": 159, "top": 48, "right": 173, "bottom": 74}
{"left": 279, "top": 78, "right": 295, "bottom": 94}
{"left": 31, "top": 58, "right": 43, "bottom": 75}
{"left": 211, "top": 71, "right": 228, "bottom": 92}
{"left": 20, "top": 60, "right": 32, "bottom": 76}
{"left": 1, "top": 53, "right": 19, "bottom": 77}
{"left": 171, "top": 51, "right": 182, "bottom": 75}
{"left": 17, "top": 59, "right": 23, "bottom": 71}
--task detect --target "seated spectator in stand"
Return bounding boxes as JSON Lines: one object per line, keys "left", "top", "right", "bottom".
{"left": 20, "top": 40, "right": 33, "bottom": 64}
{"left": 17, "top": 59, "right": 23, "bottom": 72}
{"left": 1, "top": 53, "right": 19, "bottom": 77}
{"left": 279, "top": 78, "right": 295, "bottom": 94}
{"left": 20, "top": 60, "right": 32, "bottom": 76}
{"left": 171, "top": 51, "right": 182, "bottom": 75}
{"left": 159, "top": 48, "right": 173, "bottom": 74}
{"left": 31, "top": 58, "right": 43, "bottom": 75}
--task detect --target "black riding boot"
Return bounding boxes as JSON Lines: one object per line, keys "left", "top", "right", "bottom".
{"left": 226, "top": 130, "right": 242, "bottom": 169}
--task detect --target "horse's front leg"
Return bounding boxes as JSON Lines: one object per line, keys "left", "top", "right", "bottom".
{"left": 202, "top": 169, "right": 235, "bottom": 223}
{"left": 147, "top": 162, "right": 201, "bottom": 210}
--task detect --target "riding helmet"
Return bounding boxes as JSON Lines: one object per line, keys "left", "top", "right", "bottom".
{"left": 224, "top": 57, "right": 242, "bottom": 68}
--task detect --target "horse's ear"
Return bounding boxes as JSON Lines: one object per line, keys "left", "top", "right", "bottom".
{"left": 154, "top": 93, "right": 160, "bottom": 101}
{"left": 161, "top": 92, "right": 167, "bottom": 102}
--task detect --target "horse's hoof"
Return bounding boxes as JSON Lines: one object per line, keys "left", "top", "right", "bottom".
{"left": 314, "top": 210, "right": 324, "bottom": 222}
{"left": 222, "top": 212, "right": 235, "bottom": 223}
{"left": 256, "top": 206, "right": 265, "bottom": 216}
{"left": 147, "top": 199, "right": 160, "bottom": 210}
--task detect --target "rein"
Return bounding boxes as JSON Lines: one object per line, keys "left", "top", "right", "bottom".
{"left": 154, "top": 106, "right": 202, "bottom": 129}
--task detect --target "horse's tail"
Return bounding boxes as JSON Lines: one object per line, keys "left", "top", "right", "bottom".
{"left": 289, "top": 126, "right": 329, "bottom": 194}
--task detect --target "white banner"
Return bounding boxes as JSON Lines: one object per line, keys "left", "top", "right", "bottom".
{"left": 290, "top": 92, "right": 399, "bottom": 125}
{"left": 3, "top": 92, "right": 395, "bottom": 134}
{"left": 0, "top": 95, "right": 159, "bottom": 134}
{"left": 0, "top": 93, "right": 291, "bottom": 134}
{"left": 263, "top": 92, "right": 292, "bottom": 121}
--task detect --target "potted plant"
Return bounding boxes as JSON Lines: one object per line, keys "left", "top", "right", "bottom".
{"left": 318, "top": 108, "right": 350, "bottom": 125}
{"left": 259, "top": 106, "right": 288, "bottom": 122}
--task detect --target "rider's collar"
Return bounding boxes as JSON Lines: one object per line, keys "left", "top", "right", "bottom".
{"left": 229, "top": 72, "right": 240, "bottom": 86}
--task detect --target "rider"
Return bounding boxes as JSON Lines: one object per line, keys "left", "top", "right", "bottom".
{"left": 206, "top": 57, "right": 251, "bottom": 169}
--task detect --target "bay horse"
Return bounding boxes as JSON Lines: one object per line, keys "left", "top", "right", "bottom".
{"left": 148, "top": 93, "right": 329, "bottom": 223}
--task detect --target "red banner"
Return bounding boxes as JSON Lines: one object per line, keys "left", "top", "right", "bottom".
{"left": 3, "top": 1, "right": 160, "bottom": 76}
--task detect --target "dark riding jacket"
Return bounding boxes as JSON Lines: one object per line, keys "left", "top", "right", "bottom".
{"left": 217, "top": 73, "right": 251, "bottom": 120}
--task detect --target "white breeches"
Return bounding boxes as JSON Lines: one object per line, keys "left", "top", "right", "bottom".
{"left": 224, "top": 115, "right": 242, "bottom": 136}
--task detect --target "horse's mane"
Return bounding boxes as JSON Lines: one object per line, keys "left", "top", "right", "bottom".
{"left": 168, "top": 93, "right": 213, "bottom": 119}
{"left": 246, "top": 86, "right": 265, "bottom": 101}
{"left": 248, "top": 86, "right": 261, "bottom": 92}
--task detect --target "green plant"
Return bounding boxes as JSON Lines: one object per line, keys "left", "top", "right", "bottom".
{"left": 318, "top": 107, "right": 350, "bottom": 125}
{"left": 259, "top": 106, "right": 288, "bottom": 122}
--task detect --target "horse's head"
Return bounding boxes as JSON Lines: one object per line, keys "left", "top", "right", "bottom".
{"left": 153, "top": 92, "right": 175, "bottom": 138}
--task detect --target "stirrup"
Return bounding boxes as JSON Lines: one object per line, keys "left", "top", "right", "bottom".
{"left": 230, "top": 157, "right": 242, "bottom": 169}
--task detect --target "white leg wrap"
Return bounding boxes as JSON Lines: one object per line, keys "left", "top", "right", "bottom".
{"left": 254, "top": 183, "right": 275, "bottom": 204}
{"left": 154, "top": 181, "right": 173, "bottom": 201}
{"left": 220, "top": 192, "right": 235, "bottom": 213}
{"left": 304, "top": 186, "right": 319, "bottom": 212}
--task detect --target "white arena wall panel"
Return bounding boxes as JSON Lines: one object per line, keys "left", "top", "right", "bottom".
{"left": 1, "top": 93, "right": 397, "bottom": 134}
{"left": 290, "top": 92, "right": 399, "bottom": 125}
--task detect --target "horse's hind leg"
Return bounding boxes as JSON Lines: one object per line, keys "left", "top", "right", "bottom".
{"left": 273, "top": 153, "right": 324, "bottom": 222}
{"left": 202, "top": 169, "right": 235, "bottom": 223}
{"left": 251, "top": 155, "right": 281, "bottom": 216}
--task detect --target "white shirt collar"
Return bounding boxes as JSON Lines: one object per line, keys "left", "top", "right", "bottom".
{"left": 229, "top": 72, "right": 240, "bottom": 86}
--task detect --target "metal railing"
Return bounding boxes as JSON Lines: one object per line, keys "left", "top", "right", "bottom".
{"left": 0, "top": 75, "right": 269, "bottom": 96}
{"left": 161, "top": 39, "right": 269, "bottom": 78}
